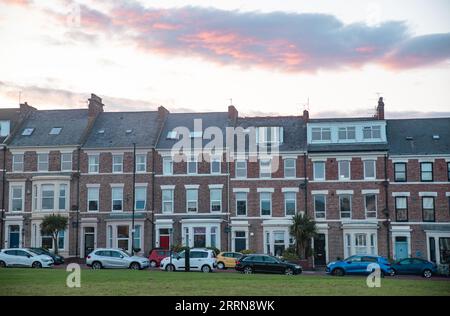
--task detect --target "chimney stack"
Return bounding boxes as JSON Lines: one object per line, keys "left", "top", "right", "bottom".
{"left": 228, "top": 105, "right": 238, "bottom": 125}
{"left": 19, "top": 102, "right": 36, "bottom": 119}
{"left": 302, "top": 109, "right": 309, "bottom": 122}
{"left": 88, "top": 93, "right": 104, "bottom": 117}
{"left": 376, "top": 97, "right": 385, "bottom": 120}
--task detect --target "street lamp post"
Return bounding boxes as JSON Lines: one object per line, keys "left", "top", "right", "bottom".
{"left": 131, "top": 142, "right": 136, "bottom": 255}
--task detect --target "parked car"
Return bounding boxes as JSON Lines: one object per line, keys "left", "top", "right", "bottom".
{"left": 0, "top": 248, "right": 54, "bottom": 268}
{"left": 160, "top": 248, "right": 216, "bottom": 273}
{"left": 391, "top": 258, "right": 437, "bottom": 278}
{"left": 148, "top": 248, "right": 172, "bottom": 268}
{"left": 86, "top": 248, "right": 150, "bottom": 270}
{"left": 326, "top": 255, "right": 394, "bottom": 276}
{"left": 28, "top": 248, "right": 64, "bottom": 265}
{"left": 216, "top": 252, "right": 243, "bottom": 269}
{"left": 235, "top": 254, "right": 302, "bottom": 275}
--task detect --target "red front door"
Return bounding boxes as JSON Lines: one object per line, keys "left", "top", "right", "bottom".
{"left": 159, "top": 236, "right": 170, "bottom": 249}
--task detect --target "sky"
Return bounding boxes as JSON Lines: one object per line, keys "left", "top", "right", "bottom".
{"left": 0, "top": 0, "right": 449, "bottom": 118}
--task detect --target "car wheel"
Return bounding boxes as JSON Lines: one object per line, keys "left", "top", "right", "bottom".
{"left": 217, "top": 262, "right": 225, "bottom": 270}
{"left": 150, "top": 260, "right": 157, "bottom": 268}
{"left": 0, "top": 260, "right": 6, "bottom": 268}
{"left": 423, "top": 269, "right": 432, "bottom": 278}
{"left": 130, "top": 262, "right": 141, "bottom": 270}
{"left": 333, "top": 268, "right": 345, "bottom": 276}
{"left": 243, "top": 266, "right": 253, "bottom": 274}
{"left": 32, "top": 261, "right": 42, "bottom": 269}
{"left": 201, "top": 265, "right": 212, "bottom": 273}
{"left": 165, "top": 264, "right": 175, "bottom": 272}
{"left": 284, "top": 268, "right": 294, "bottom": 276}
{"left": 92, "top": 261, "right": 102, "bottom": 270}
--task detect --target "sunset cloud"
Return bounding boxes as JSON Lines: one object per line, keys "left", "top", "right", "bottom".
{"left": 55, "top": 2, "right": 449, "bottom": 72}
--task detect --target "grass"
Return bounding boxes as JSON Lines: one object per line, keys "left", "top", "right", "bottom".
{"left": 0, "top": 269, "right": 449, "bottom": 296}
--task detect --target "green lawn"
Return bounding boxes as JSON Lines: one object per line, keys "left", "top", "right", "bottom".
{"left": 0, "top": 269, "right": 449, "bottom": 296}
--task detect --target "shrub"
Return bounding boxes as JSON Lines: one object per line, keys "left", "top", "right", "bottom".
{"left": 282, "top": 249, "right": 300, "bottom": 262}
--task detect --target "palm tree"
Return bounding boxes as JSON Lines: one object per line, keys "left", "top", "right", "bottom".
{"left": 40, "top": 214, "right": 68, "bottom": 255}
{"left": 289, "top": 213, "right": 317, "bottom": 259}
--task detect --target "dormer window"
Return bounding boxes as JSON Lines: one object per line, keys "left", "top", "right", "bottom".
{"left": 22, "top": 128, "right": 34, "bottom": 136}
{"left": 311, "top": 127, "right": 331, "bottom": 141}
{"left": 338, "top": 127, "right": 355, "bottom": 140}
{"left": 363, "top": 126, "right": 381, "bottom": 139}
{"left": 49, "top": 127, "right": 62, "bottom": 135}
{"left": 167, "top": 131, "right": 178, "bottom": 139}
{"left": 257, "top": 127, "right": 283, "bottom": 144}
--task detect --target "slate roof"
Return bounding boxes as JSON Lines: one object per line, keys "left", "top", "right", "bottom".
{"left": 235, "top": 116, "right": 306, "bottom": 152}
{"left": 308, "top": 143, "right": 388, "bottom": 153}
{"left": 157, "top": 112, "right": 229, "bottom": 149}
{"left": 83, "top": 111, "right": 160, "bottom": 149}
{"left": 387, "top": 118, "right": 450, "bottom": 155}
{"left": 8, "top": 109, "right": 89, "bottom": 147}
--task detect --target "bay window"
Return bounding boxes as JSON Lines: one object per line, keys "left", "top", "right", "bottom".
{"left": 42, "top": 184, "right": 55, "bottom": 210}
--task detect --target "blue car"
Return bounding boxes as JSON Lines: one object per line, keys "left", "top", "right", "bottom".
{"left": 391, "top": 258, "right": 437, "bottom": 278}
{"left": 326, "top": 255, "right": 394, "bottom": 276}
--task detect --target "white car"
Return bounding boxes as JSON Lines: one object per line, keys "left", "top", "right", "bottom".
{"left": 86, "top": 248, "right": 150, "bottom": 270}
{"left": 0, "top": 248, "right": 54, "bottom": 268}
{"left": 160, "top": 248, "right": 217, "bottom": 273}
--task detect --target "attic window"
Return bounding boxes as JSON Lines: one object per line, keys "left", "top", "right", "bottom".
{"left": 189, "top": 131, "right": 203, "bottom": 138}
{"left": 432, "top": 135, "right": 440, "bottom": 140}
{"left": 126, "top": 129, "right": 133, "bottom": 134}
{"left": 22, "top": 128, "right": 34, "bottom": 136}
{"left": 167, "top": 131, "right": 178, "bottom": 139}
{"left": 49, "top": 127, "right": 62, "bottom": 135}
{"left": 98, "top": 129, "right": 105, "bottom": 134}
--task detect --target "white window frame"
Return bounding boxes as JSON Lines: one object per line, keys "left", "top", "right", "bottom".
{"left": 210, "top": 188, "right": 222, "bottom": 212}
{"left": 235, "top": 160, "right": 247, "bottom": 178}
{"left": 87, "top": 186, "right": 100, "bottom": 212}
{"left": 134, "top": 186, "right": 147, "bottom": 211}
{"left": 339, "top": 194, "right": 352, "bottom": 219}
{"left": 260, "top": 192, "right": 272, "bottom": 217}
{"left": 37, "top": 153, "right": 49, "bottom": 172}
{"left": 364, "top": 194, "right": 377, "bottom": 219}
{"left": 88, "top": 155, "right": 99, "bottom": 174}
{"left": 186, "top": 189, "right": 198, "bottom": 213}
{"left": 111, "top": 186, "right": 124, "bottom": 212}
{"left": 313, "top": 161, "right": 325, "bottom": 181}
{"left": 313, "top": 194, "right": 326, "bottom": 220}
{"left": 284, "top": 192, "right": 296, "bottom": 216}
{"left": 338, "top": 127, "right": 356, "bottom": 140}
{"left": 259, "top": 158, "right": 272, "bottom": 178}
{"left": 311, "top": 127, "right": 331, "bottom": 142}
{"left": 112, "top": 154, "right": 123, "bottom": 173}
{"left": 12, "top": 154, "right": 24, "bottom": 172}
{"left": 210, "top": 157, "right": 221, "bottom": 174}
{"left": 236, "top": 192, "right": 247, "bottom": 216}
{"left": 136, "top": 154, "right": 147, "bottom": 173}
{"left": 162, "top": 189, "right": 174, "bottom": 213}
{"left": 363, "top": 126, "right": 381, "bottom": 139}
{"left": 338, "top": 160, "right": 350, "bottom": 180}
{"left": 187, "top": 157, "right": 197, "bottom": 175}
{"left": 9, "top": 183, "right": 25, "bottom": 212}
{"left": 163, "top": 157, "right": 173, "bottom": 175}
{"left": 60, "top": 153, "right": 72, "bottom": 171}
{"left": 364, "top": 160, "right": 376, "bottom": 180}
{"left": 284, "top": 158, "right": 296, "bottom": 178}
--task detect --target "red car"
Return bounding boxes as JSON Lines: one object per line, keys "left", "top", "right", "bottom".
{"left": 148, "top": 248, "right": 172, "bottom": 268}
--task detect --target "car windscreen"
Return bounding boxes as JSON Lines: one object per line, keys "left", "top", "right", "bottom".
{"left": 28, "top": 249, "right": 42, "bottom": 255}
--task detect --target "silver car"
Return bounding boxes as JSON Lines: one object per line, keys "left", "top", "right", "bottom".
{"left": 86, "top": 248, "right": 150, "bottom": 270}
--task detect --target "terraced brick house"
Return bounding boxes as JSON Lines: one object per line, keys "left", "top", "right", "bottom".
{"left": 305, "top": 99, "right": 389, "bottom": 265}
{"left": 2, "top": 102, "right": 95, "bottom": 257}
{"left": 386, "top": 117, "right": 450, "bottom": 265}
{"left": 153, "top": 111, "right": 230, "bottom": 251}
{"left": 228, "top": 113, "right": 308, "bottom": 256}
{"left": 79, "top": 99, "right": 167, "bottom": 257}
